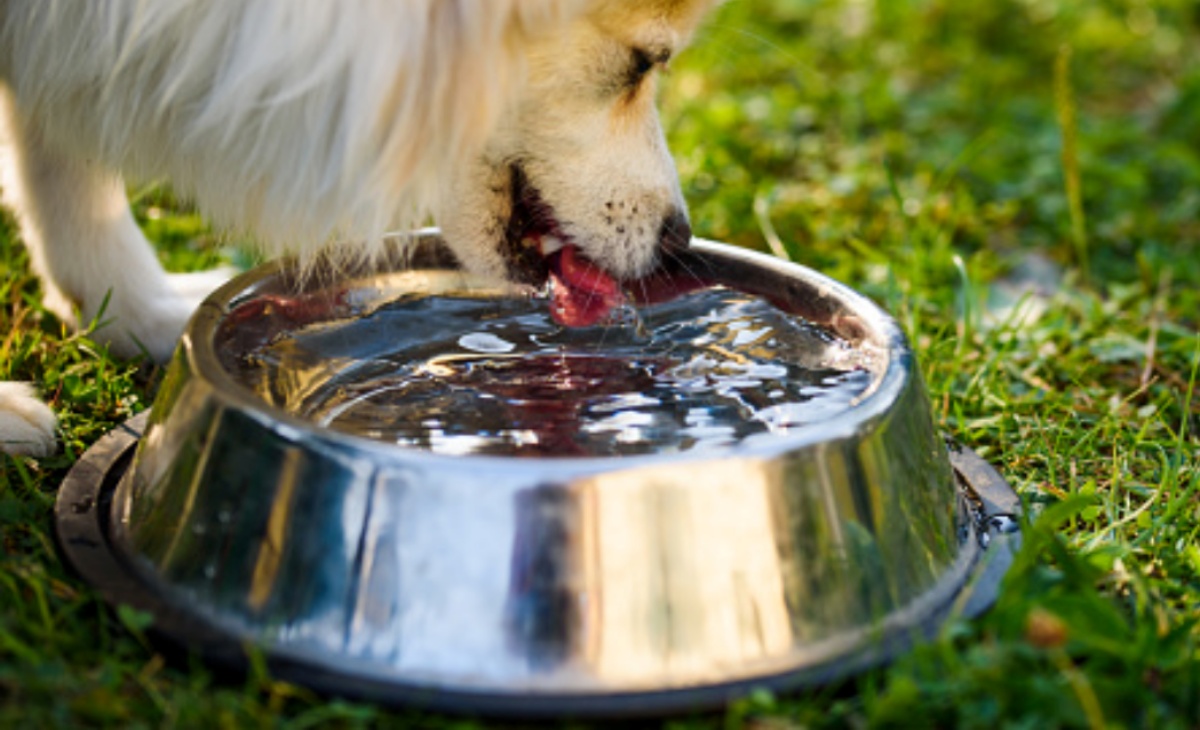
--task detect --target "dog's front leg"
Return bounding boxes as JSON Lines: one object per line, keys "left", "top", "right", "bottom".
{"left": 0, "top": 89, "right": 225, "bottom": 455}
{"left": 0, "top": 91, "right": 226, "bottom": 363}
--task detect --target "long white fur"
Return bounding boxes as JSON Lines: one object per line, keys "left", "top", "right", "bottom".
{"left": 1, "top": 1, "right": 583, "bottom": 251}
{"left": 0, "top": 0, "right": 712, "bottom": 456}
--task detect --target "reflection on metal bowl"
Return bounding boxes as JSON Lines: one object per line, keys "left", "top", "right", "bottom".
{"left": 56, "top": 230, "right": 1020, "bottom": 717}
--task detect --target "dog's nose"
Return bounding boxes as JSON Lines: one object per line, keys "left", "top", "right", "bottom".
{"left": 658, "top": 208, "right": 692, "bottom": 256}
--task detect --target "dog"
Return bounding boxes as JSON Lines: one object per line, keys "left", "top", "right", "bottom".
{"left": 0, "top": 0, "right": 716, "bottom": 456}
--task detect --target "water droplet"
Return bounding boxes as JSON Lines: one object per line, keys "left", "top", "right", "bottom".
{"left": 458, "top": 332, "right": 515, "bottom": 354}
{"left": 988, "top": 514, "right": 1020, "bottom": 534}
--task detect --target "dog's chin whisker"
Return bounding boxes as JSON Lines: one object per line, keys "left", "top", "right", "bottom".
{"left": 664, "top": 246, "right": 711, "bottom": 286}
{"left": 595, "top": 311, "right": 612, "bottom": 351}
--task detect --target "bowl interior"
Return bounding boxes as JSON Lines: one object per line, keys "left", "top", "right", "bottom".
{"left": 214, "top": 265, "right": 885, "bottom": 460}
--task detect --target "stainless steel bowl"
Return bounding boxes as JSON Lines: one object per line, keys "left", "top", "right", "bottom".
{"left": 56, "top": 231, "right": 1019, "bottom": 717}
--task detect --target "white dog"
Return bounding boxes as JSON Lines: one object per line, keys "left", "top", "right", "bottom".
{"left": 0, "top": 0, "right": 715, "bottom": 456}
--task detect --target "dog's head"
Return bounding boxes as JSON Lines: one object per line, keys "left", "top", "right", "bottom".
{"left": 439, "top": 0, "right": 715, "bottom": 326}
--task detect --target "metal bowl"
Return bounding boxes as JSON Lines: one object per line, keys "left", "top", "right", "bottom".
{"left": 56, "top": 231, "right": 1019, "bottom": 717}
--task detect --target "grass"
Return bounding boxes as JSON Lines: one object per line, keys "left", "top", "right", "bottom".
{"left": 2, "top": 0, "right": 1198, "bottom": 726}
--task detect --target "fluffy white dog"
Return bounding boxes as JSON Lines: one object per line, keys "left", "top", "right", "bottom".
{"left": 0, "top": 0, "right": 715, "bottom": 456}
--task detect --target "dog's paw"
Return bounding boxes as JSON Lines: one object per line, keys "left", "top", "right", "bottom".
{"left": 90, "top": 267, "right": 236, "bottom": 364}
{"left": 91, "top": 294, "right": 193, "bottom": 363}
{"left": 0, "top": 382, "right": 57, "bottom": 457}
{"left": 168, "top": 267, "right": 238, "bottom": 302}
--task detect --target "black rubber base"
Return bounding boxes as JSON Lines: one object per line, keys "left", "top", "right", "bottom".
{"left": 55, "top": 411, "right": 1021, "bottom": 719}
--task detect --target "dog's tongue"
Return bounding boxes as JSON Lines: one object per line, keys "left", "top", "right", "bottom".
{"left": 547, "top": 246, "right": 624, "bottom": 327}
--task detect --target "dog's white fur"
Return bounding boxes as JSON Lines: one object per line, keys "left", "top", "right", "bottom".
{"left": 0, "top": 0, "right": 714, "bottom": 456}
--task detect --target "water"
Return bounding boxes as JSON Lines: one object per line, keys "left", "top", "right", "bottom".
{"left": 226, "top": 287, "right": 880, "bottom": 458}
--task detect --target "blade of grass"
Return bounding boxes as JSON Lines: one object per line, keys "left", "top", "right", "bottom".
{"left": 1055, "top": 44, "right": 1089, "bottom": 281}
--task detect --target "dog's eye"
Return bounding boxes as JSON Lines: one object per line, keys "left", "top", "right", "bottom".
{"left": 627, "top": 47, "right": 667, "bottom": 87}
{"left": 631, "top": 48, "right": 656, "bottom": 79}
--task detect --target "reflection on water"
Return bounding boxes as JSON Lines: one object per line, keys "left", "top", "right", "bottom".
{"left": 225, "top": 288, "right": 880, "bottom": 458}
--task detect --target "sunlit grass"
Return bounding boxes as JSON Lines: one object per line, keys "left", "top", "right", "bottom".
{"left": 2, "top": 0, "right": 1198, "bottom": 726}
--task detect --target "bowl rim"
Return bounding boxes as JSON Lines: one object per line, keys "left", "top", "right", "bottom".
{"left": 185, "top": 230, "right": 914, "bottom": 474}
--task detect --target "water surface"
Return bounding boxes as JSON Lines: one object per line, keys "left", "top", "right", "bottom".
{"left": 227, "top": 288, "right": 879, "bottom": 458}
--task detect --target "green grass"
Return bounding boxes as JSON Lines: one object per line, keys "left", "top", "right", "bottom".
{"left": 3, "top": 0, "right": 1199, "bottom": 726}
